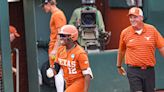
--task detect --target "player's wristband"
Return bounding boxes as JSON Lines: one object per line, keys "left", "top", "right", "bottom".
{"left": 117, "top": 66, "right": 121, "bottom": 68}
{"left": 54, "top": 63, "right": 60, "bottom": 74}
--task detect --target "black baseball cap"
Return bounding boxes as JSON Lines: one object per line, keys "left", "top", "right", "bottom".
{"left": 40, "top": 0, "right": 51, "bottom": 7}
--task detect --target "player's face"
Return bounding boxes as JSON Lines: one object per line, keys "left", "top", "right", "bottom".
{"left": 59, "top": 34, "right": 71, "bottom": 46}
{"left": 129, "top": 15, "right": 143, "bottom": 27}
{"left": 42, "top": 3, "right": 51, "bottom": 13}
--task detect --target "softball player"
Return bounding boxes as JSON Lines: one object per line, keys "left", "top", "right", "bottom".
{"left": 47, "top": 25, "right": 93, "bottom": 92}
{"left": 41, "top": 0, "right": 66, "bottom": 91}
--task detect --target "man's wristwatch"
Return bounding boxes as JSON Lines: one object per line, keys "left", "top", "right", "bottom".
{"left": 117, "top": 66, "right": 121, "bottom": 68}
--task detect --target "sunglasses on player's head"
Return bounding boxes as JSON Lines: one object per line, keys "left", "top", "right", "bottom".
{"left": 59, "top": 34, "right": 70, "bottom": 38}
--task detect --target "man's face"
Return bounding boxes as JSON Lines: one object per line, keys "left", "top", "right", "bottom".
{"left": 129, "top": 14, "right": 143, "bottom": 27}
{"left": 42, "top": 3, "right": 51, "bottom": 13}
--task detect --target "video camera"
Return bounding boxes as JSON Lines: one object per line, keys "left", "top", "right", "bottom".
{"left": 78, "top": 7, "right": 107, "bottom": 51}
{"left": 81, "top": 8, "right": 96, "bottom": 28}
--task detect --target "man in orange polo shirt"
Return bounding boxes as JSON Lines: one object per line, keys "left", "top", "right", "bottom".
{"left": 41, "top": 0, "right": 66, "bottom": 91}
{"left": 46, "top": 25, "right": 93, "bottom": 92}
{"left": 117, "top": 7, "right": 164, "bottom": 92}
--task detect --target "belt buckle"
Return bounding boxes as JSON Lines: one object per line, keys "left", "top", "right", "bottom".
{"left": 141, "top": 66, "right": 147, "bottom": 69}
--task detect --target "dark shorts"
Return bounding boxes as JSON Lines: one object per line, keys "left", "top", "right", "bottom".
{"left": 127, "top": 65, "right": 155, "bottom": 92}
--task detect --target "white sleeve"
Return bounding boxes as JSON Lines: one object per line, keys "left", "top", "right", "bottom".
{"left": 82, "top": 67, "right": 93, "bottom": 79}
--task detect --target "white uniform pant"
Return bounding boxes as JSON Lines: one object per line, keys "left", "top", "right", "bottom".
{"left": 55, "top": 68, "right": 64, "bottom": 92}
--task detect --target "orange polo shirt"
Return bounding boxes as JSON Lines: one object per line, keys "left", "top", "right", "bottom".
{"left": 49, "top": 8, "right": 66, "bottom": 53}
{"left": 55, "top": 44, "right": 90, "bottom": 87}
{"left": 119, "top": 23, "right": 164, "bottom": 67}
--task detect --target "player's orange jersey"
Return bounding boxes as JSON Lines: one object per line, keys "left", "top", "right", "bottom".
{"left": 49, "top": 8, "right": 66, "bottom": 66}
{"left": 55, "top": 44, "right": 90, "bottom": 87}
{"left": 49, "top": 8, "right": 66, "bottom": 53}
{"left": 119, "top": 23, "right": 164, "bottom": 67}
